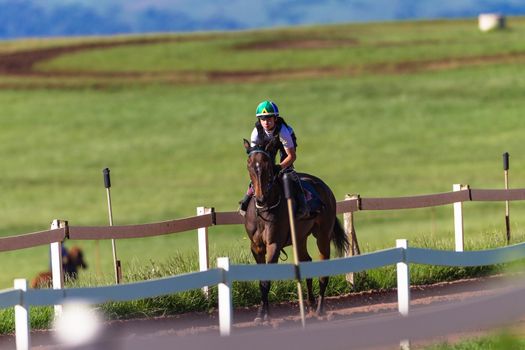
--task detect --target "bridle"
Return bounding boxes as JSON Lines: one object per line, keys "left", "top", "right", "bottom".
{"left": 248, "top": 149, "right": 281, "bottom": 215}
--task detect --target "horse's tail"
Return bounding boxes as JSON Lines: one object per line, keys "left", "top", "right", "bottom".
{"left": 332, "top": 218, "right": 350, "bottom": 257}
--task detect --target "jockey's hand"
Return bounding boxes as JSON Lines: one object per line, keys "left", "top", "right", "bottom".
{"left": 273, "top": 164, "right": 282, "bottom": 175}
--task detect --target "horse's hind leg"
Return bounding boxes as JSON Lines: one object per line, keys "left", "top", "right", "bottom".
{"left": 316, "top": 235, "right": 331, "bottom": 316}
{"left": 317, "top": 276, "right": 329, "bottom": 316}
{"left": 298, "top": 240, "right": 316, "bottom": 313}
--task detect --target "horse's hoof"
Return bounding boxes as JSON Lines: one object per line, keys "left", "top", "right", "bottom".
{"left": 316, "top": 305, "right": 325, "bottom": 317}
{"left": 254, "top": 314, "right": 269, "bottom": 325}
{"left": 306, "top": 309, "right": 315, "bottom": 317}
{"left": 305, "top": 306, "right": 316, "bottom": 316}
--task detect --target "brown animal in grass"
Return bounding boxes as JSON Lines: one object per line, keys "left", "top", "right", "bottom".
{"left": 30, "top": 246, "right": 88, "bottom": 289}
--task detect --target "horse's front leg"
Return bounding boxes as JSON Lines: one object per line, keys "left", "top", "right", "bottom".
{"left": 256, "top": 280, "right": 271, "bottom": 324}
{"left": 254, "top": 242, "right": 281, "bottom": 323}
{"left": 251, "top": 242, "right": 270, "bottom": 323}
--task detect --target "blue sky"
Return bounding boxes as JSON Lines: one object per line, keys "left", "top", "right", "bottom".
{"left": 1, "top": 0, "right": 524, "bottom": 39}
{"left": 38, "top": 0, "right": 525, "bottom": 21}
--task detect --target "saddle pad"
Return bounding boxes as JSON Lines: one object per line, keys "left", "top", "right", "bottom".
{"left": 300, "top": 180, "right": 323, "bottom": 212}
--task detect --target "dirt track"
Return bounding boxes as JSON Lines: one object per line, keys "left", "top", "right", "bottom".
{"left": 0, "top": 274, "right": 521, "bottom": 349}
{"left": 1, "top": 37, "right": 525, "bottom": 88}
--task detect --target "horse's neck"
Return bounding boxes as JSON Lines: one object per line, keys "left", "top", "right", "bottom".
{"left": 269, "top": 181, "right": 282, "bottom": 203}
{"left": 256, "top": 181, "right": 282, "bottom": 212}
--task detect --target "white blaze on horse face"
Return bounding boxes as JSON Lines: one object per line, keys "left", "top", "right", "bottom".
{"left": 254, "top": 162, "right": 263, "bottom": 198}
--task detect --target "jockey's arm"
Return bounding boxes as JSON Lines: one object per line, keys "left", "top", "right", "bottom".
{"left": 280, "top": 147, "right": 296, "bottom": 169}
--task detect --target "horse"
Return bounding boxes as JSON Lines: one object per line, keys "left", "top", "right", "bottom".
{"left": 30, "top": 246, "right": 88, "bottom": 289}
{"left": 242, "top": 138, "right": 349, "bottom": 322}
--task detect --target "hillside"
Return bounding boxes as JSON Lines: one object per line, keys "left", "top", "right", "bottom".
{"left": 2, "top": 19, "right": 525, "bottom": 87}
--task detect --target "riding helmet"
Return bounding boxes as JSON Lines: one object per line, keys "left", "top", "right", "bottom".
{"left": 256, "top": 100, "right": 279, "bottom": 118}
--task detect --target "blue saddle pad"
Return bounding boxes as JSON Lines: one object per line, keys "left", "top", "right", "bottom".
{"left": 300, "top": 180, "right": 323, "bottom": 212}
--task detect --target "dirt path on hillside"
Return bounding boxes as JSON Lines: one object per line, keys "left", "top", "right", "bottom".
{"left": 0, "top": 37, "right": 202, "bottom": 75}
{"left": 0, "top": 274, "right": 522, "bottom": 349}
{"left": 1, "top": 37, "right": 525, "bottom": 88}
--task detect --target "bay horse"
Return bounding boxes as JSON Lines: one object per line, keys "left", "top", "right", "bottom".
{"left": 243, "top": 138, "right": 349, "bottom": 322}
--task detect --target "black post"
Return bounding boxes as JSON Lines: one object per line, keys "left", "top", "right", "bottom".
{"left": 283, "top": 173, "right": 293, "bottom": 201}
{"left": 103, "top": 168, "right": 111, "bottom": 189}
{"left": 502, "top": 153, "right": 511, "bottom": 244}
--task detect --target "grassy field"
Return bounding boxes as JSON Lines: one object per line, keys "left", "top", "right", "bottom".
{"left": 425, "top": 331, "right": 525, "bottom": 349}
{"left": 1, "top": 18, "right": 525, "bottom": 290}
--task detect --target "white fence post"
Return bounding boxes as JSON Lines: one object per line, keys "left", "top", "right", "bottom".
{"left": 14, "top": 279, "right": 30, "bottom": 350}
{"left": 396, "top": 239, "right": 410, "bottom": 316}
{"left": 217, "top": 257, "right": 232, "bottom": 336}
{"left": 344, "top": 194, "right": 361, "bottom": 286}
{"left": 396, "top": 239, "right": 411, "bottom": 349}
{"left": 50, "top": 219, "right": 67, "bottom": 317}
{"left": 453, "top": 184, "right": 467, "bottom": 252}
{"left": 197, "top": 207, "right": 212, "bottom": 298}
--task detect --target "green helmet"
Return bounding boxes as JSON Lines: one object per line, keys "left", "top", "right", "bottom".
{"left": 256, "top": 100, "right": 279, "bottom": 118}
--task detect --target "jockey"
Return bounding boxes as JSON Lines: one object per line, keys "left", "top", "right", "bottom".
{"left": 239, "top": 100, "right": 309, "bottom": 219}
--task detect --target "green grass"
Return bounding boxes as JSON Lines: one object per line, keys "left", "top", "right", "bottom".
{"left": 424, "top": 332, "right": 525, "bottom": 349}
{"left": 0, "top": 65, "right": 525, "bottom": 285}
{"left": 2, "top": 61, "right": 525, "bottom": 287}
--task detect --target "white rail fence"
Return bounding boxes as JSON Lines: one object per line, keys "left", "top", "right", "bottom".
{"left": 2, "top": 239, "right": 525, "bottom": 349}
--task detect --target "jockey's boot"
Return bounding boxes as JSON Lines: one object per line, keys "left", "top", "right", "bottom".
{"left": 295, "top": 193, "right": 310, "bottom": 219}
{"left": 238, "top": 194, "right": 251, "bottom": 217}
{"left": 294, "top": 184, "right": 310, "bottom": 220}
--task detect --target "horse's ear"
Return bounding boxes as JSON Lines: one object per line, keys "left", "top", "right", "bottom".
{"left": 243, "top": 139, "right": 251, "bottom": 153}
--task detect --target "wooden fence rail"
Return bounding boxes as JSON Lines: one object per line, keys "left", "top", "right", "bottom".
{"left": 0, "top": 228, "right": 66, "bottom": 252}
{"left": 1, "top": 187, "right": 524, "bottom": 251}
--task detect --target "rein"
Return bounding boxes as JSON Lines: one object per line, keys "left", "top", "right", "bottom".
{"left": 255, "top": 193, "right": 281, "bottom": 212}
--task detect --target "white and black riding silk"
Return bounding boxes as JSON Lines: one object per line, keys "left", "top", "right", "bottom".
{"left": 251, "top": 117, "right": 298, "bottom": 164}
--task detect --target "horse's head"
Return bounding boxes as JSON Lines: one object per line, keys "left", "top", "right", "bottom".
{"left": 243, "top": 138, "right": 279, "bottom": 205}
{"left": 64, "top": 246, "right": 88, "bottom": 276}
